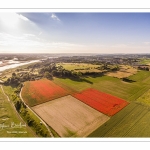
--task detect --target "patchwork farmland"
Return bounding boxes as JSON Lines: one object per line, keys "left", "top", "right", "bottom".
{"left": 21, "top": 78, "right": 130, "bottom": 137}
{"left": 20, "top": 70, "right": 150, "bottom": 137}
{"left": 2, "top": 13, "right": 150, "bottom": 138}
{"left": 32, "top": 95, "right": 110, "bottom": 137}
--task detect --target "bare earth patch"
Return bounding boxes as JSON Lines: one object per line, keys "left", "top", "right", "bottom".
{"left": 32, "top": 95, "right": 110, "bottom": 137}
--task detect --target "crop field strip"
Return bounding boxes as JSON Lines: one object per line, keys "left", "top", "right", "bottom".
{"left": 32, "top": 95, "right": 110, "bottom": 137}
{"left": 54, "top": 77, "right": 92, "bottom": 92}
{"left": 88, "top": 103, "right": 137, "bottom": 137}
{"left": 127, "top": 85, "right": 150, "bottom": 101}
{"left": 73, "top": 88, "right": 128, "bottom": 116}
{"left": 104, "top": 105, "right": 147, "bottom": 137}
{"left": 122, "top": 109, "right": 148, "bottom": 137}
{"left": 128, "top": 71, "right": 150, "bottom": 82}
{"left": 53, "top": 78, "right": 77, "bottom": 94}
{"left": 136, "top": 89, "right": 150, "bottom": 107}
{"left": 125, "top": 111, "right": 150, "bottom": 137}
{"left": 88, "top": 103, "right": 150, "bottom": 137}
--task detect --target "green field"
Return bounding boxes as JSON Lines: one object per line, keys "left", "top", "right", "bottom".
{"left": 0, "top": 85, "right": 35, "bottom": 137}
{"left": 54, "top": 70, "right": 150, "bottom": 103}
{"left": 139, "top": 58, "right": 150, "bottom": 65}
{"left": 88, "top": 102, "right": 150, "bottom": 137}
{"left": 57, "top": 63, "right": 102, "bottom": 73}
{"left": 136, "top": 89, "right": 150, "bottom": 107}
{"left": 128, "top": 70, "right": 150, "bottom": 83}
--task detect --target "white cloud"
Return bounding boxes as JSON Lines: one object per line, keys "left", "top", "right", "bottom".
{"left": 0, "top": 32, "right": 40, "bottom": 47}
{"left": 18, "top": 14, "right": 29, "bottom": 21}
{"left": 0, "top": 32, "right": 88, "bottom": 53}
{"left": 51, "top": 13, "right": 60, "bottom": 21}
{"left": 23, "top": 33, "right": 35, "bottom": 37}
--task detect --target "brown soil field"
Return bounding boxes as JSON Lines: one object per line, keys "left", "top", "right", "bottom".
{"left": 32, "top": 95, "right": 110, "bottom": 137}
{"left": 106, "top": 65, "right": 137, "bottom": 78}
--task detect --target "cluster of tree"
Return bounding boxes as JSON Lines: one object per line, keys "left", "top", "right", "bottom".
{"left": 111, "top": 66, "right": 120, "bottom": 71}
{"left": 29, "top": 60, "right": 120, "bottom": 79}
{"left": 11, "top": 92, "right": 49, "bottom": 137}
{"left": 138, "top": 66, "right": 149, "bottom": 71}
{"left": 4, "top": 72, "right": 43, "bottom": 86}
{"left": 31, "top": 61, "right": 81, "bottom": 79}
{"left": 5, "top": 73, "right": 21, "bottom": 86}
{"left": 22, "top": 109, "right": 48, "bottom": 137}
{"left": 39, "top": 64, "right": 81, "bottom": 79}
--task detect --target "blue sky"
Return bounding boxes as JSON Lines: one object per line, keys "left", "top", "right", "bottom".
{"left": 0, "top": 12, "right": 150, "bottom": 53}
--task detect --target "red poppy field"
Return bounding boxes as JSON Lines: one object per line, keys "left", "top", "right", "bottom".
{"left": 73, "top": 88, "right": 129, "bottom": 116}
{"left": 21, "top": 79, "right": 69, "bottom": 106}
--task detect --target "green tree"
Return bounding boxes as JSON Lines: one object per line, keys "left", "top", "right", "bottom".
{"left": 15, "top": 100, "right": 22, "bottom": 112}
{"left": 44, "top": 71, "right": 53, "bottom": 80}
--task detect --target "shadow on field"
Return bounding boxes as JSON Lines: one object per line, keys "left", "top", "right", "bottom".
{"left": 70, "top": 77, "right": 93, "bottom": 84}
{"left": 87, "top": 73, "right": 104, "bottom": 78}
{"left": 59, "top": 77, "right": 93, "bottom": 84}
{"left": 121, "top": 77, "right": 135, "bottom": 83}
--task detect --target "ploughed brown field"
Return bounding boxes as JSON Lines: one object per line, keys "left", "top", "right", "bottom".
{"left": 32, "top": 95, "right": 110, "bottom": 137}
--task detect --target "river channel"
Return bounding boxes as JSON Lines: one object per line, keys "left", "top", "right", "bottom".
{"left": 0, "top": 60, "right": 40, "bottom": 72}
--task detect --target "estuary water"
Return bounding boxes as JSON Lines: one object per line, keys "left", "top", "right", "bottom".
{"left": 0, "top": 60, "right": 40, "bottom": 72}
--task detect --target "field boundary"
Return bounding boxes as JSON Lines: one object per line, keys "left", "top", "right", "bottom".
{"left": 53, "top": 78, "right": 78, "bottom": 93}
{"left": 88, "top": 103, "right": 150, "bottom": 137}
{"left": 32, "top": 95, "right": 109, "bottom": 137}
{"left": 22, "top": 79, "right": 70, "bottom": 106}
{"left": 20, "top": 87, "right": 54, "bottom": 137}
{"left": 73, "top": 88, "right": 129, "bottom": 116}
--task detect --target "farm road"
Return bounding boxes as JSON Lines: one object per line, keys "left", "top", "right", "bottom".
{"left": 20, "top": 87, "right": 54, "bottom": 137}
{"left": 0, "top": 85, "right": 37, "bottom": 137}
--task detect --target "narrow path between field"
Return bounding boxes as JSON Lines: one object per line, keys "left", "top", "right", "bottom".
{"left": 0, "top": 85, "right": 37, "bottom": 137}
{"left": 20, "top": 87, "right": 54, "bottom": 137}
